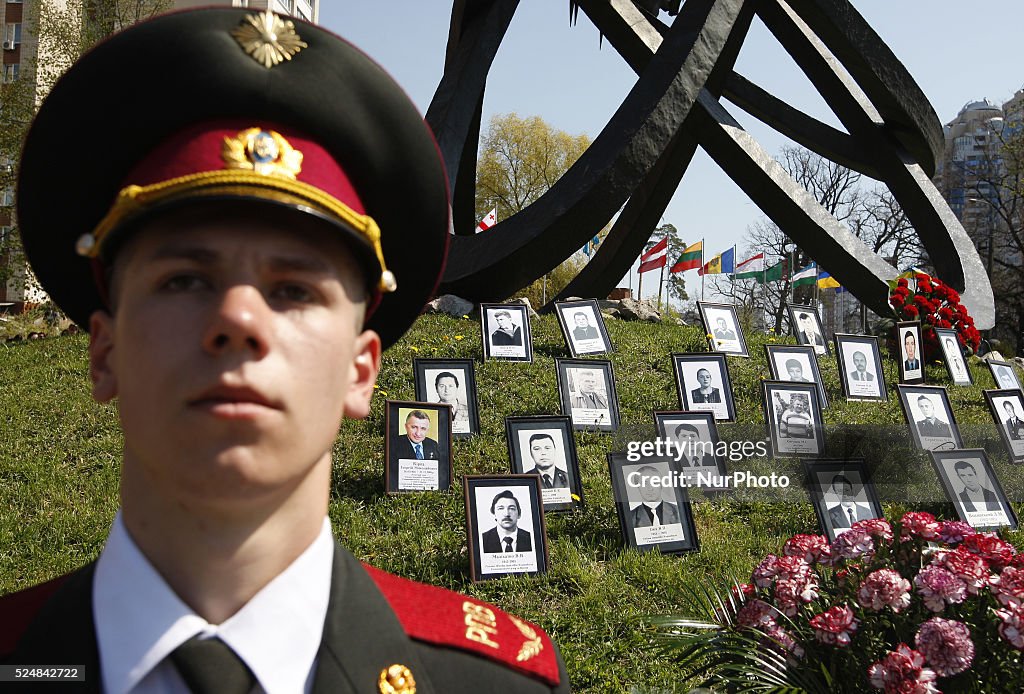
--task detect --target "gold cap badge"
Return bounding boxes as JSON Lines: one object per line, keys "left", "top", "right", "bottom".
{"left": 231, "top": 9, "right": 308, "bottom": 69}
{"left": 222, "top": 128, "right": 303, "bottom": 179}
{"left": 378, "top": 664, "right": 416, "bottom": 694}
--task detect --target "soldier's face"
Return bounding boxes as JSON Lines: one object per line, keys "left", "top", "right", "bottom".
{"left": 530, "top": 438, "right": 556, "bottom": 469}
{"left": 495, "top": 313, "right": 512, "bottom": 330}
{"left": 405, "top": 417, "right": 430, "bottom": 443}
{"left": 493, "top": 498, "right": 520, "bottom": 531}
{"left": 920, "top": 399, "right": 934, "bottom": 417}
{"left": 89, "top": 207, "right": 380, "bottom": 507}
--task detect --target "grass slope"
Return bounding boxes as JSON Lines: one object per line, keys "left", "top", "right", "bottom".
{"left": 1, "top": 313, "right": 1021, "bottom": 691}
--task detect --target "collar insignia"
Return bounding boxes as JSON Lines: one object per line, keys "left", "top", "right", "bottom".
{"left": 231, "top": 9, "right": 308, "bottom": 69}
{"left": 222, "top": 128, "right": 304, "bottom": 179}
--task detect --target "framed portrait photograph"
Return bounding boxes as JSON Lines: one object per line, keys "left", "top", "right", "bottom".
{"left": 929, "top": 450, "right": 1018, "bottom": 531}
{"left": 671, "top": 353, "right": 737, "bottom": 422}
{"left": 765, "top": 344, "right": 829, "bottom": 409}
{"left": 762, "top": 381, "right": 825, "bottom": 458}
{"left": 413, "top": 358, "right": 480, "bottom": 438}
{"left": 606, "top": 452, "right": 699, "bottom": 555}
{"left": 554, "top": 299, "right": 613, "bottom": 357}
{"left": 505, "top": 416, "right": 584, "bottom": 512}
{"left": 384, "top": 401, "right": 453, "bottom": 493}
{"left": 480, "top": 303, "right": 533, "bottom": 362}
{"left": 935, "top": 328, "right": 973, "bottom": 386}
{"left": 555, "top": 358, "right": 620, "bottom": 432}
{"left": 464, "top": 475, "right": 549, "bottom": 582}
{"left": 895, "top": 321, "right": 925, "bottom": 384}
{"left": 653, "top": 410, "right": 728, "bottom": 486}
{"left": 803, "top": 459, "right": 884, "bottom": 542}
{"left": 984, "top": 389, "right": 1024, "bottom": 463}
{"left": 834, "top": 334, "right": 888, "bottom": 402}
{"left": 787, "top": 304, "right": 830, "bottom": 355}
{"left": 698, "top": 302, "right": 749, "bottom": 357}
{"left": 988, "top": 359, "right": 1023, "bottom": 391}
{"left": 896, "top": 385, "right": 963, "bottom": 451}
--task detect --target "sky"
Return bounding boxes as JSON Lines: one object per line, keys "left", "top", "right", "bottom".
{"left": 321, "top": 1, "right": 1024, "bottom": 300}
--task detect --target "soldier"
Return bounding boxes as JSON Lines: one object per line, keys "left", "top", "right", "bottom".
{"left": 0, "top": 8, "right": 568, "bottom": 693}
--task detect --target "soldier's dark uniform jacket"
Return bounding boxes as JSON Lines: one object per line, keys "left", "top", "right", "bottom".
{"left": 2, "top": 7, "right": 569, "bottom": 692}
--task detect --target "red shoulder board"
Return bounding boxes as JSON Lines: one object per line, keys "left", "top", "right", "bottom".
{"left": 0, "top": 574, "right": 72, "bottom": 655}
{"left": 364, "top": 564, "right": 561, "bottom": 687}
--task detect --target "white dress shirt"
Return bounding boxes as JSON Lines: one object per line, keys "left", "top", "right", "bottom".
{"left": 94, "top": 513, "right": 334, "bottom": 694}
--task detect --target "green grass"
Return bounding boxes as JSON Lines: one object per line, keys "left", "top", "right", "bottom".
{"left": 1, "top": 313, "right": 1021, "bottom": 692}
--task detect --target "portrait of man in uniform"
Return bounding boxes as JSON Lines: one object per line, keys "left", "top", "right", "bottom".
{"left": 899, "top": 385, "right": 962, "bottom": 451}
{"left": 481, "top": 303, "right": 533, "bottom": 361}
{"left": 0, "top": 10, "right": 568, "bottom": 691}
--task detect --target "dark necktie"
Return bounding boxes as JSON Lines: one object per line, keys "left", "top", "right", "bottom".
{"left": 414, "top": 443, "right": 423, "bottom": 460}
{"left": 543, "top": 474, "right": 552, "bottom": 488}
{"left": 847, "top": 508, "right": 855, "bottom": 525}
{"left": 171, "top": 636, "right": 254, "bottom": 694}
{"left": 503, "top": 537, "right": 513, "bottom": 552}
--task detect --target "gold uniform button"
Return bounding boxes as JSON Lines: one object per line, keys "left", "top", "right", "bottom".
{"left": 378, "top": 664, "right": 416, "bottom": 694}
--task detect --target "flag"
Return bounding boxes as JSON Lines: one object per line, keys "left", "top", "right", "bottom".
{"left": 638, "top": 237, "right": 668, "bottom": 273}
{"left": 476, "top": 208, "right": 497, "bottom": 233}
{"left": 669, "top": 241, "right": 703, "bottom": 273}
{"left": 792, "top": 262, "right": 818, "bottom": 287}
{"left": 698, "top": 247, "right": 735, "bottom": 275}
{"left": 817, "top": 271, "right": 841, "bottom": 290}
{"left": 581, "top": 235, "right": 600, "bottom": 257}
{"left": 733, "top": 252, "right": 765, "bottom": 280}
{"left": 762, "top": 259, "right": 789, "bottom": 283}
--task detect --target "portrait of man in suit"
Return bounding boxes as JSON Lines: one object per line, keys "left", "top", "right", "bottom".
{"left": 903, "top": 330, "right": 921, "bottom": 372}
{"left": 825, "top": 474, "right": 875, "bottom": 533}
{"left": 915, "top": 395, "right": 952, "bottom": 439}
{"left": 993, "top": 364, "right": 1020, "bottom": 390}
{"left": 628, "top": 465, "right": 681, "bottom": 533}
{"left": 796, "top": 312, "right": 824, "bottom": 348}
{"left": 481, "top": 490, "right": 532, "bottom": 553}
{"left": 943, "top": 337, "right": 967, "bottom": 379}
{"left": 953, "top": 460, "right": 1002, "bottom": 514}
{"left": 712, "top": 316, "right": 736, "bottom": 341}
{"left": 849, "top": 350, "right": 875, "bottom": 382}
{"left": 489, "top": 309, "right": 522, "bottom": 346}
{"left": 522, "top": 433, "right": 569, "bottom": 489}
{"left": 671, "top": 423, "right": 715, "bottom": 468}
{"left": 570, "top": 369, "right": 609, "bottom": 409}
{"left": 1003, "top": 400, "right": 1024, "bottom": 441}
{"left": 690, "top": 368, "right": 722, "bottom": 403}
{"left": 393, "top": 409, "right": 441, "bottom": 460}
{"left": 571, "top": 311, "right": 599, "bottom": 341}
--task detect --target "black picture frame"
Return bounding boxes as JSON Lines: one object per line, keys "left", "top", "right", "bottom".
{"left": 896, "top": 385, "right": 963, "bottom": 451}
{"left": 480, "top": 303, "right": 533, "bottom": 362}
{"left": 464, "top": 475, "right": 550, "bottom": 582}
{"left": 697, "top": 301, "right": 749, "bottom": 357}
{"left": 929, "top": 449, "right": 1018, "bottom": 531}
{"left": 414, "top": 358, "right": 480, "bottom": 438}
{"left": 988, "top": 359, "right": 1023, "bottom": 391}
{"left": 606, "top": 452, "right": 699, "bottom": 554}
{"left": 765, "top": 344, "right": 829, "bottom": 409}
{"left": 895, "top": 321, "right": 925, "bottom": 384}
{"left": 834, "top": 334, "right": 888, "bottom": 402}
{"left": 787, "top": 303, "right": 830, "bottom": 356}
{"left": 984, "top": 389, "right": 1024, "bottom": 464}
{"left": 554, "top": 299, "right": 613, "bottom": 357}
{"left": 802, "top": 459, "right": 884, "bottom": 542}
{"left": 555, "top": 358, "right": 620, "bottom": 432}
{"left": 653, "top": 410, "right": 729, "bottom": 486}
{"left": 762, "top": 381, "right": 825, "bottom": 458}
{"left": 384, "top": 401, "right": 453, "bottom": 493}
{"left": 935, "top": 328, "right": 973, "bottom": 386}
{"left": 505, "top": 416, "right": 585, "bottom": 512}
{"left": 671, "top": 352, "right": 737, "bottom": 422}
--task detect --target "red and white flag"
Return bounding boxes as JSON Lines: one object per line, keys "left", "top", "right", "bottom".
{"left": 476, "top": 208, "right": 497, "bottom": 233}
{"left": 638, "top": 237, "right": 668, "bottom": 273}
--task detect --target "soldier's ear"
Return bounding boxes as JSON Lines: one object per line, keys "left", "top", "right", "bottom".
{"left": 343, "top": 329, "right": 381, "bottom": 419}
{"left": 89, "top": 310, "right": 118, "bottom": 403}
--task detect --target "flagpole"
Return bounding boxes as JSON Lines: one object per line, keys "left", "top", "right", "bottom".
{"left": 658, "top": 233, "right": 667, "bottom": 311}
{"left": 730, "top": 244, "right": 737, "bottom": 301}
{"left": 638, "top": 257, "right": 643, "bottom": 301}
{"left": 700, "top": 237, "right": 705, "bottom": 302}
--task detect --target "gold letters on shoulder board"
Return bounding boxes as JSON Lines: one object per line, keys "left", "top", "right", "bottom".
{"left": 231, "top": 9, "right": 308, "bottom": 69}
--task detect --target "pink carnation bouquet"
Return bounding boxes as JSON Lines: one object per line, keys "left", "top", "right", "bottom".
{"left": 654, "top": 512, "right": 1024, "bottom": 692}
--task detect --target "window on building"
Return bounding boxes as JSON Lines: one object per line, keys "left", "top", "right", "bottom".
{"left": 4, "top": 23, "right": 23, "bottom": 46}
{"left": 272, "top": 0, "right": 292, "bottom": 15}
{"left": 1, "top": 187, "right": 14, "bottom": 207}
{"left": 296, "top": 0, "right": 312, "bottom": 20}
{"left": 2, "top": 63, "right": 19, "bottom": 82}
{"left": 0, "top": 226, "right": 11, "bottom": 247}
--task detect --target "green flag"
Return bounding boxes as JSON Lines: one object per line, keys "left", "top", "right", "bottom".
{"left": 762, "top": 259, "right": 788, "bottom": 283}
